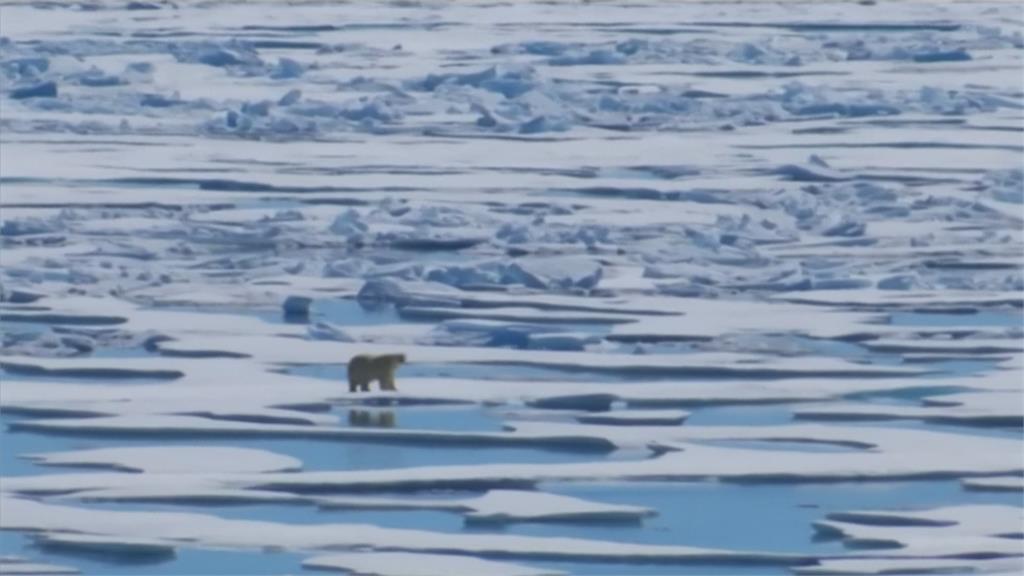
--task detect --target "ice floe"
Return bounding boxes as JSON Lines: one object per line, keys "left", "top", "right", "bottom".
{"left": 24, "top": 446, "right": 302, "bottom": 474}
{"left": 302, "top": 552, "right": 564, "bottom": 576}
{"left": 319, "top": 489, "right": 655, "bottom": 524}
{"left": 812, "top": 505, "right": 1024, "bottom": 558}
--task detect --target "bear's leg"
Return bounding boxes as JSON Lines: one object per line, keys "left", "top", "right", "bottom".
{"left": 381, "top": 368, "right": 396, "bottom": 391}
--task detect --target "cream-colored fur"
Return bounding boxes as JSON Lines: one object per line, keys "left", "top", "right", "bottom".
{"left": 348, "top": 353, "right": 406, "bottom": 392}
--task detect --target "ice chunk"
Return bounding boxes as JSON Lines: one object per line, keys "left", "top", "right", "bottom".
{"left": 307, "top": 321, "right": 355, "bottom": 342}
{"left": 0, "top": 286, "right": 44, "bottom": 304}
{"left": 876, "top": 274, "right": 922, "bottom": 290}
{"left": 387, "top": 233, "right": 487, "bottom": 252}
{"left": 1, "top": 217, "right": 61, "bottom": 236}
{"left": 2, "top": 57, "right": 50, "bottom": 79}
{"left": 773, "top": 155, "right": 849, "bottom": 182}
{"left": 77, "top": 70, "right": 122, "bottom": 87}
{"left": 504, "top": 257, "right": 602, "bottom": 290}
{"left": 527, "top": 332, "right": 601, "bottom": 352}
{"left": 356, "top": 279, "right": 461, "bottom": 308}
{"left": 319, "top": 489, "right": 654, "bottom": 526}
{"left": 463, "top": 490, "right": 654, "bottom": 524}
{"left": 549, "top": 49, "right": 626, "bottom": 66}
{"left": 519, "top": 115, "right": 570, "bottom": 134}
{"left": 426, "top": 262, "right": 504, "bottom": 289}
{"left": 576, "top": 410, "right": 688, "bottom": 426}
{"left": 278, "top": 89, "right": 302, "bottom": 106}
{"left": 981, "top": 169, "right": 1023, "bottom": 204}
{"left": 10, "top": 81, "right": 57, "bottom": 99}
{"left": 328, "top": 209, "right": 368, "bottom": 238}
{"left": 418, "top": 65, "right": 537, "bottom": 99}
{"left": 140, "top": 93, "right": 179, "bottom": 107}
{"left": 270, "top": 57, "right": 304, "bottom": 79}
{"left": 323, "top": 259, "right": 371, "bottom": 279}
{"left": 282, "top": 295, "right": 312, "bottom": 317}
{"left": 913, "top": 48, "right": 971, "bottom": 63}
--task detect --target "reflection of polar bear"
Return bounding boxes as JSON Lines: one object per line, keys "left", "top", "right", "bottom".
{"left": 348, "top": 353, "right": 406, "bottom": 392}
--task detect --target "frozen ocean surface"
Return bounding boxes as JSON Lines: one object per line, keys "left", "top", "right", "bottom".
{"left": 0, "top": 1, "right": 1022, "bottom": 575}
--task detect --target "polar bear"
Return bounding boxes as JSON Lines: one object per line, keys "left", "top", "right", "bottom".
{"left": 348, "top": 353, "right": 406, "bottom": 392}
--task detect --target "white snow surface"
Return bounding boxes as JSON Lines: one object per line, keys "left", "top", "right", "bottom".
{"left": 1, "top": 1, "right": 1022, "bottom": 575}
{"left": 25, "top": 446, "right": 302, "bottom": 474}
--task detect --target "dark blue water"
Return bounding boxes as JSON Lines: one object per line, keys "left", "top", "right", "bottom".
{"left": 527, "top": 480, "right": 1022, "bottom": 552}
{"left": 0, "top": 414, "right": 603, "bottom": 478}
{"left": 13, "top": 476, "right": 1018, "bottom": 576}
{"left": 684, "top": 406, "right": 795, "bottom": 427}
{"left": 691, "top": 439, "right": 859, "bottom": 453}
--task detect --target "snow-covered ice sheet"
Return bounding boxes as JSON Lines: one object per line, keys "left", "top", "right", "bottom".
{"left": 24, "top": 446, "right": 303, "bottom": 474}
{"left": 1, "top": 0, "right": 1022, "bottom": 575}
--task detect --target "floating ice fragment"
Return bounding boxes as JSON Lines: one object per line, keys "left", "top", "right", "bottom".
{"left": 519, "top": 115, "right": 570, "bottom": 134}
{"left": 278, "top": 89, "right": 302, "bottom": 106}
{"left": 527, "top": 332, "right": 601, "bottom": 352}
{"left": 2, "top": 57, "right": 50, "bottom": 79}
{"left": 356, "top": 279, "right": 461, "bottom": 308}
{"left": 139, "top": 93, "right": 178, "bottom": 107}
{"left": 773, "top": 155, "right": 849, "bottom": 182}
{"left": 913, "top": 48, "right": 972, "bottom": 63}
{"left": 76, "top": 69, "right": 122, "bottom": 87}
{"left": 308, "top": 321, "right": 355, "bottom": 342}
{"left": 576, "top": 410, "right": 688, "bottom": 426}
{"left": 876, "top": 274, "right": 921, "bottom": 290}
{"left": 328, "top": 209, "right": 369, "bottom": 237}
{"left": 1, "top": 217, "right": 61, "bottom": 236}
{"left": 10, "top": 81, "right": 57, "bottom": 99}
{"left": 504, "top": 257, "right": 603, "bottom": 290}
{"left": 270, "top": 57, "right": 304, "bottom": 79}
{"left": 282, "top": 295, "right": 312, "bottom": 318}
{"left": 549, "top": 49, "right": 626, "bottom": 66}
